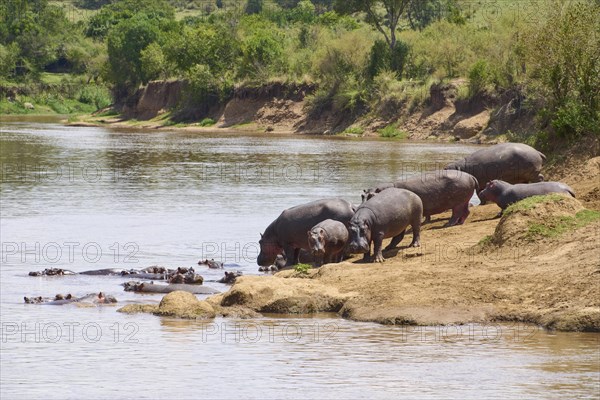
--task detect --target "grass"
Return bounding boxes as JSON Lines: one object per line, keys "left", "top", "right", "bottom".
{"left": 478, "top": 235, "right": 493, "bottom": 246}
{"left": 198, "top": 118, "right": 216, "bottom": 127}
{"left": 525, "top": 210, "right": 600, "bottom": 240}
{"left": 342, "top": 126, "right": 364, "bottom": 135}
{"left": 378, "top": 123, "right": 408, "bottom": 139}
{"left": 503, "top": 194, "right": 568, "bottom": 216}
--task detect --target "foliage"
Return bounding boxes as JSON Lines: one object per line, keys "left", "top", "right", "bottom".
{"left": 367, "top": 39, "right": 409, "bottom": 79}
{"left": 85, "top": 0, "right": 175, "bottom": 39}
{"left": 334, "top": 0, "right": 411, "bottom": 51}
{"left": 245, "top": 0, "right": 263, "bottom": 15}
{"left": 184, "top": 63, "right": 233, "bottom": 106}
{"left": 238, "top": 16, "right": 285, "bottom": 80}
{"left": 294, "top": 263, "right": 312, "bottom": 273}
{"left": 378, "top": 123, "right": 407, "bottom": 138}
{"left": 107, "top": 14, "right": 161, "bottom": 94}
{"left": 526, "top": 1, "right": 600, "bottom": 139}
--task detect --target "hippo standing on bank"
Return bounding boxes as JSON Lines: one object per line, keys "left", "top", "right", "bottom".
{"left": 444, "top": 143, "right": 546, "bottom": 202}
{"left": 257, "top": 198, "right": 355, "bottom": 267}
{"left": 362, "top": 170, "right": 478, "bottom": 226}
{"left": 348, "top": 188, "right": 422, "bottom": 263}
{"left": 308, "top": 219, "right": 349, "bottom": 267}
{"left": 479, "top": 180, "right": 575, "bottom": 212}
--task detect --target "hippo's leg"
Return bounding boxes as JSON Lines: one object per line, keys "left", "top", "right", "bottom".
{"left": 476, "top": 189, "right": 487, "bottom": 205}
{"left": 409, "top": 220, "right": 421, "bottom": 248}
{"left": 423, "top": 215, "right": 431, "bottom": 224}
{"left": 373, "top": 232, "right": 385, "bottom": 263}
{"left": 457, "top": 202, "right": 470, "bottom": 225}
{"left": 384, "top": 230, "right": 405, "bottom": 251}
{"left": 283, "top": 245, "right": 298, "bottom": 266}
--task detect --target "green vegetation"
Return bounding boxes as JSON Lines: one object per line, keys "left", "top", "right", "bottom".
{"left": 503, "top": 194, "right": 569, "bottom": 216}
{"left": 1, "top": 0, "right": 598, "bottom": 143}
{"left": 526, "top": 210, "right": 600, "bottom": 241}
{"left": 198, "top": 117, "right": 216, "bottom": 126}
{"left": 294, "top": 263, "right": 312, "bottom": 274}
{"left": 378, "top": 123, "right": 407, "bottom": 139}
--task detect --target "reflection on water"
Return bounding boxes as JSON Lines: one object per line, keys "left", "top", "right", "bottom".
{"left": 1, "top": 120, "right": 598, "bottom": 399}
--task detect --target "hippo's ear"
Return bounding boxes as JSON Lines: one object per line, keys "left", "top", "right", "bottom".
{"left": 260, "top": 232, "right": 263, "bottom": 238}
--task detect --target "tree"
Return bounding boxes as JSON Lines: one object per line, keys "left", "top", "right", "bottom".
{"left": 107, "top": 14, "right": 160, "bottom": 95}
{"left": 335, "top": 0, "right": 412, "bottom": 51}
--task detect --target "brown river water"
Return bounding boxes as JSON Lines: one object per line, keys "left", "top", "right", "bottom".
{"left": 1, "top": 117, "right": 598, "bottom": 399}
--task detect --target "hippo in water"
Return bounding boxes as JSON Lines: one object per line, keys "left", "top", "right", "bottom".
{"left": 28, "top": 268, "right": 77, "bottom": 276}
{"left": 257, "top": 198, "right": 355, "bottom": 267}
{"left": 478, "top": 180, "right": 576, "bottom": 213}
{"left": 198, "top": 259, "right": 224, "bottom": 269}
{"left": 24, "top": 292, "right": 117, "bottom": 305}
{"left": 122, "top": 281, "right": 220, "bottom": 294}
{"left": 218, "top": 271, "right": 243, "bottom": 284}
{"left": 307, "top": 219, "right": 349, "bottom": 267}
{"left": 348, "top": 188, "right": 423, "bottom": 263}
{"left": 444, "top": 143, "right": 546, "bottom": 203}
{"left": 362, "top": 170, "right": 478, "bottom": 226}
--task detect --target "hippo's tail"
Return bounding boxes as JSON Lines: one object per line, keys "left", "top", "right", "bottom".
{"left": 567, "top": 188, "right": 576, "bottom": 198}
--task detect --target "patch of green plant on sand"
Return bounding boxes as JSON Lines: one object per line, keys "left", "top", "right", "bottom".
{"left": 294, "top": 263, "right": 312, "bottom": 274}
{"left": 503, "top": 194, "right": 568, "bottom": 216}
{"left": 525, "top": 210, "right": 600, "bottom": 241}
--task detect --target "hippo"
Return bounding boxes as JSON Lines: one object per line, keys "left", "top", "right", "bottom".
{"left": 479, "top": 180, "right": 576, "bottom": 212}
{"left": 444, "top": 143, "right": 546, "bottom": 203}
{"left": 28, "top": 268, "right": 77, "bottom": 276}
{"left": 168, "top": 267, "right": 203, "bottom": 284}
{"left": 348, "top": 188, "right": 423, "bottom": 263}
{"left": 80, "top": 268, "right": 129, "bottom": 275}
{"left": 258, "top": 254, "right": 286, "bottom": 272}
{"left": 362, "top": 170, "right": 478, "bottom": 226}
{"left": 198, "top": 259, "right": 224, "bottom": 269}
{"left": 307, "top": 219, "right": 349, "bottom": 267}
{"left": 218, "top": 271, "right": 242, "bottom": 284}
{"left": 24, "top": 292, "right": 117, "bottom": 305}
{"left": 122, "top": 281, "right": 220, "bottom": 294}
{"left": 258, "top": 198, "right": 355, "bottom": 267}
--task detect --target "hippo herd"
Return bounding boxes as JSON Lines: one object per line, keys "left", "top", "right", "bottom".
{"left": 257, "top": 143, "right": 575, "bottom": 267}
{"left": 24, "top": 142, "right": 575, "bottom": 305}
{"left": 24, "top": 264, "right": 242, "bottom": 305}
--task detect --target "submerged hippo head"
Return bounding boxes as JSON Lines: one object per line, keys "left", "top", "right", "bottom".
{"left": 96, "top": 292, "right": 117, "bottom": 304}
{"left": 257, "top": 233, "right": 283, "bottom": 267}
{"left": 361, "top": 189, "right": 378, "bottom": 204}
{"left": 347, "top": 220, "right": 371, "bottom": 255}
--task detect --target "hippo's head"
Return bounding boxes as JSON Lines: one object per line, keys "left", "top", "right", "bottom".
{"left": 97, "top": 292, "right": 117, "bottom": 304}
{"left": 347, "top": 220, "right": 371, "bottom": 255}
{"left": 478, "top": 180, "right": 502, "bottom": 203}
{"left": 257, "top": 234, "right": 283, "bottom": 266}
{"left": 361, "top": 189, "right": 377, "bottom": 204}
{"left": 444, "top": 159, "right": 466, "bottom": 171}
{"left": 308, "top": 228, "right": 326, "bottom": 267}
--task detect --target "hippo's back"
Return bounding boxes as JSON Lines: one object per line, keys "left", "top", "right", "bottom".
{"left": 393, "top": 171, "right": 477, "bottom": 215}
{"left": 463, "top": 143, "right": 545, "bottom": 188}
{"left": 274, "top": 198, "right": 355, "bottom": 246}
{"left": 356, "top": 188, "right": 422, "bottom": 226}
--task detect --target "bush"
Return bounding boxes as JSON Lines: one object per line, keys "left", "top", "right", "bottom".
{"left": 379, "top": 123, "right": 407, "bottom": 139}
{"left": 367, "top": 39, "right": 410, "bottom": 79}
{"left": 526, "top": 1, "right": 600, "bottom": 140}
{"left": 184, "top": 64, "right": 233, "bottom": 107}
{"left": 468, "top": 60, "right": 491, "bottom": 97}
